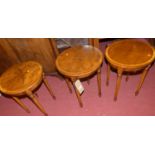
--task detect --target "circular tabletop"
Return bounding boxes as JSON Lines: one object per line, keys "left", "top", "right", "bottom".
{"left": 56, "top": 45, "right": 103, "bottom": 78}
{"left": 0, "top": 61, "right": 43, "bottom": 95}
{"left": 105, "top": 39, "right": 155, "bottom": 69}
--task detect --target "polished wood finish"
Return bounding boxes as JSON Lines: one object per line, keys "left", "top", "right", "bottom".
{"left": 26, "top": 90, "right": 48, "bottom": 116}
{"left": 56, "top": 45, "right": 103, "bottom": 107}
{"left": 0, "top": 61, "right": 43, "bottom": 95}
{"left": 106, "top": 39, "right": 155, "bottom": 69}
{"left": 43, "top": 75, "right": 56, "bottom": 99}
{"left": 0, "top": 61, "right": 55, "bottom": 115}
{"left": 0, "top": 39, "right": 56, "bottom": 74}
{"left": 71, "top": 78, "right": 83, "bottom": 107}
{"left": 88, "top": 38, "right": 100, "bottom": 48}
{"left": 105, "top": 39, "right": 155, "bottom": 100}
{"left": 49, "top": 39, "right": 60, "bottom": 58}
{"left": 114, "top": 69, "right": 123, "bottom": 101}
{"left": 12, "top": 97, "right": 30, "bottom": 113}
{"left": 135, "top": 65, "right": 151, "bottom": 96}
{"left": 56, "top": 45, "right": 103, "bottom": 78}
{"left": 65, "top": 78, "right": 72, "bottom": 93}
{"left": 88, "top": 39, "right": 93, "bottom": 46}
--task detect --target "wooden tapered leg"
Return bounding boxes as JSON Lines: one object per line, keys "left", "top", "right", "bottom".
{"left": 106, "top": 64, "right": 111, "bottom": 86}
{"left": 71, "top": 79, "right": 83, "bottom": 108}
{"left": 43, "top": 75, "right": 56, "bottom": 99}
{"left": 114, "top": 69, "right": 123, "bottom": 101}
{"left": 26, "top": 91, "right": 48, "bottom": 116}
{"left": 88, "top": 38, "right": 94, "bottom": 46}
{"left": 65, "top": 78, "right": 72, "bottom": 93}
{"left": 97, "top": 68, "right": 102, "bottom": 97}
{"left": 13, "top": 96, "right": 31, "bottom": 113}
{"left": 135, "top": 65, "right": 151, "bottom": 96}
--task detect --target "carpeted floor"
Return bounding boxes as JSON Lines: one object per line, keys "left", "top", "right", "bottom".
{"left": 0, "top": 39, "right": 155, "bottom": 116}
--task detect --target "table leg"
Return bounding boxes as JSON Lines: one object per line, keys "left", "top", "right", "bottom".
{"left": 106, "top": 63, "right": 111, "bottom": 86}
{"left": 97, "top": 68, "right": 102, "bottom": 97}
{"left": 135, "top": 65, "right": 151, "bottom": 96}
{"left": 26, "top": 91, "right": 48, "bottom": 116}
{"left": 114, "top": 69, "right": 123, "bottom": 101}
{"left": 71, "top": 78, "right": 83, "bottom": 108}
{"left": 12, "top": 96, "right": 31, "bottom": 113}
{"left": 43, "top": 75, "right": 56, "bottom": 99}
{"left": 65, "top": 78, "right": 72, "bottom": 93}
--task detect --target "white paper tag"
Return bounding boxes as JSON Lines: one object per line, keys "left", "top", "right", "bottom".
{"left": 74, "top": 80, "right": 84, "bottom": 94}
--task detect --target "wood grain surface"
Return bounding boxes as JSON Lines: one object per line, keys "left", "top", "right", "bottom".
{"left": 56, "top": 45, "right": 103, "bottom": 78}
{"left": 0, "top": 61, "right": 43, "bottom": 95}
{"left": 105, "top": 39, "right": 155, "bottom": 70}
{"left": 0, "top": 38, "right": 56, "bottom": 74}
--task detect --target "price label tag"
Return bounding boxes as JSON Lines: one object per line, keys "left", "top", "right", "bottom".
{"left": 74, "top": 80, "right": 84, "bottom": 94}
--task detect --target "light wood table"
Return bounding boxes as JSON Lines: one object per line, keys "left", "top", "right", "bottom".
{"left": 0, "top": 61, "right": 56, "bottom": 115}
{"left": 105, "top": 39, "right": 155, "bottom": 101}
{"left": 56, "top": 45, "right": 103, "bottom": 107}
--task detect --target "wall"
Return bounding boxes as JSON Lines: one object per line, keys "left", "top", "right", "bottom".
{"left": 0, "top": 38, "right": 100, "bottom": 75}
{"left": 0, "top": 38, "right": 57, "bottom": 74}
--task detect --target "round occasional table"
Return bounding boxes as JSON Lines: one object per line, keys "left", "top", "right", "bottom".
{"left": 105, "top": 39, "right": 155, "bottom": 101}
{"left": 56, "top": 45, "right": 103, "bottom": 107}
{"left": 0, "top": 61, "right": 56, "bottom": 115}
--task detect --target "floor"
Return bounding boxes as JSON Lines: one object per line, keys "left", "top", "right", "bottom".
{"left": 0, "top": 39, "right": 155, "bottom": 116}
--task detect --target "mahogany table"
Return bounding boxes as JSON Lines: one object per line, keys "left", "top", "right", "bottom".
{"left": 56, "top": 45, "right": 103, "bottom": 107}
{"left": 0, "top": 61, "right": 56, "bottom": 115}
{"left": 105, "top": 39, "right": 155, "bottom": 101}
